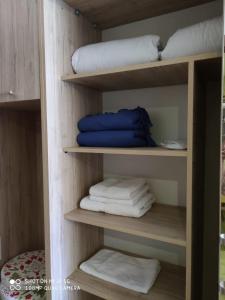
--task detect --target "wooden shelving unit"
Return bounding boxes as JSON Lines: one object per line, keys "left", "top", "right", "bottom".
{"left": 69, "top": 261, "right": 186, "bottom": 300}
{"left": 62, "top": 52, "right": 222, "bottom": 300}
{"left": 62, "top": 52, "right": 220, "bottom": 91}
{"left": 39, "top": 0, "right": 222, "bottom": 299}
{"left": 63, "top": 0, "right": 214, "bottom": 29}
{"left": 64, "top": 146, "right": 188, "bottom": 157}
{"left": 65, "top": 204, "right": 186, "bottom": 247}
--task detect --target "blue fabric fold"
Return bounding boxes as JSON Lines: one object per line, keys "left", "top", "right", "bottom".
{"left": 78, "top": 107, "right": 153, "bottom": 132}
{"left": 77, "top": 130, "right": 157, "bottom": 147}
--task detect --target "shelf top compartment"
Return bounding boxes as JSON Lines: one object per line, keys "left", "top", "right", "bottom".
{"left": 64, "top": 146, "right": 188, "bottom": 157}
{"left": 62, "top": 52, "right": 220, "bottom": 91}
{"left": 63, "top": 0, "right": 214, "bottom": 29}
{"left": 69, "top": 261, "right": 185, "bottom": 300}
{"left": 65, "top": 204, "right": 186, "bottom": 247}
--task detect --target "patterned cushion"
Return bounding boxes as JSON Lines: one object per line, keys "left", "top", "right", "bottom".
{"left": 0, "top": 283, "right": 46, "bottom": 300}
{"left": 0, "top": 250, "right": 46, "bottom": 299}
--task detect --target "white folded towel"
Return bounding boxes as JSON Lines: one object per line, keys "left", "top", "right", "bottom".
{"left": 80, "top": 193, "right": 155, "bottom": 218}
{"left": 90, "top": 178, "right": 147, "bottom": 200}
{"left": 90, "top": 184, "right": 149, "bottom": 206}
{"left": 80, "top": 249, "right": 161, "bottom": 294}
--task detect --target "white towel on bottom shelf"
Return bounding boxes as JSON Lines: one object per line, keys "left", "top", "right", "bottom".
{"left": 90, "top": 184, "right": 149, "bottom": 206}
{"left": 80, "top": 193, "right": 155, "bottom": 218}
{"left": 80, "top": 249, "right": 161, "bottom": 294}
{"left": 89, "top": 177, "right": 147, "bottom": 200}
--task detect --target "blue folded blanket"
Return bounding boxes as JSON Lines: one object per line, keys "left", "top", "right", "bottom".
{"left": 78, "top": 107, "right": 152, "bottom": 132}
{"left": 77, "top": 130, "right": 157, "bottom": 147}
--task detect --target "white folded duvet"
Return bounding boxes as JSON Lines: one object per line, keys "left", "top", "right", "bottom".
{"left": 161, "top": 17, "right": 222, "bottom": 59}
{"left": 72, "top": 35, "right": 160, "bottom": 74}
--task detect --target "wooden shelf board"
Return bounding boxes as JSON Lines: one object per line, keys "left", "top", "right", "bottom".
{"left": 62, "top": 53, "right": 220, "bottom": 91}
{"left": 63, "top": 0, "right": 214, "bottom": 29}
{"left": 64, "top": 146, "right": 188, "bottom": 157}
{"left": 65, "top": 204, "right": 186, "bottom": 247}
{"left": 68, "top": 262, "right": 185, "bottom": 300}
{"left": 0, "top": 99, "right": 40, "bottom": 111}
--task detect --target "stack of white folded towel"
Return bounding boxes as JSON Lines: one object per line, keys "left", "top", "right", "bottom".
{"left": 80, "top": 248, "right": 161, "bottom": 294}
{"left": 80, "top": 177, "right": 155, "bottom": 218}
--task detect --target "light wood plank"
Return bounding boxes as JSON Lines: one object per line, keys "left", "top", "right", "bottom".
{"left": 0, "top": 0, "right": 40, "bottom": 101}
{"left": 63, "top": 0, "right": 214, "bottom": 29}
{"left": 64, "top": 146, "right": 188, "bottom": 157}
{"left": 39, "top": 1, "right": 103, "bottom": 299}
{"left": 65, "top": 204, "right": 186, "bottom": 247}
{"left": 62, "top": 53, "right": 220, "bottom": 91}
{"left": 68, "top": 262, "right": 185, "bottom": 300}
{"left": 0, "top": 99, "right": 40, "bottom": 111}
{"left": 37, "top": 2, "right": 52, "bottom": 299}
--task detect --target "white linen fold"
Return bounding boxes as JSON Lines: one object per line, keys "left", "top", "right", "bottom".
{"left": 90, "top": 184, "right": 149, "bottom": 206}
{"left": 89, "top": 178, "right": 147, "bottom": 200}
{"left": 80, "top": 249, "right": 161, "bottom": 294}
{"left": 80, "top": 193, "right": 155, "bottom": 218}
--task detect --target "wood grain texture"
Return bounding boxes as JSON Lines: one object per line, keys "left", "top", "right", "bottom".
{"left": 65, "top": 204, "right": 186, "bottom": 247}
{"left": 63, "top": 62, "right": 188, "bottom": 91}
{"left": 63, "top": 0, "right": 214, "bottom": 29}
{"left": 64, "top": 147, "right": 188, "bottom": 157}
{"left": 0, "top": 99, "right": 40, "bottom": 111}
{"left": 68, "top": 262, "right": 185, "bottom": 300}
{"left": 39, "top": 0, "right": 103, "bottom": 299}
{"left": 62, "top": 53, "right": 220, "bottom": 91}
{"left": 0, "top": 0, "right": 40, "bottom": 101}
{"left": 37, "top": 1, "right": 52, "bottom": 299}
{"left": 0, "top": 110, "right": 44, "bottom": 267}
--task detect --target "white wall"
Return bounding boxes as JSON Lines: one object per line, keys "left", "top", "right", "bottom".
{"left": 102, "top": 1, "right": 221, "bottom": 46}
{"left": 102, "top": 0, "right": 221, "bottom": 267}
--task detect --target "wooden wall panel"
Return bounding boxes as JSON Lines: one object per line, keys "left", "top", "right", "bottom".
{"left": 0, "top": 0, "right": 40, "bottom": 101}
{"left": 0, "top": 109, "right": 44, "bottom": 267}
{"left": 39, "top": 0, "right": 103, "bottom": 299}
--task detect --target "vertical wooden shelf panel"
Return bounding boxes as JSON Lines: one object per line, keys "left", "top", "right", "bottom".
{"left": 39, "top": 0, "right": 103, "bottom": 299}
{"left": 186, "top": 62, "right": 195, "bottom": 300}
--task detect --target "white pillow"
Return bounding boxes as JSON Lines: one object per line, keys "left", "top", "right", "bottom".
{"left": 161, "top": 17, "right": 222, "bottom": 59}
{"left": 72, "top": 35, "right": 160, "bottom": 74}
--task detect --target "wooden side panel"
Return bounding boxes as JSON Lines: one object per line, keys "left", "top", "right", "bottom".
{"left": 0, "top": 0, "right": 40, "bottom": 101}
{"left": 39, "top": 0, "right": 103, "bottom": 299}
{"left": 186, "top": 62, "right": 195, "bottom": 300}
{"left": 202, "top": 81, "right": 221, "bottom": 300}
{"left": 189, "top": 60, "right": 222, "bottom": 300}
{"left": 0, "top": 110, "right": 44, "bottom": 267}
{"left": 191, "top": 73, "right": 205, "bottom": 300}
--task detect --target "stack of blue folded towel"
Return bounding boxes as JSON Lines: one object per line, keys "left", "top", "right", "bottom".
{"left": 77, "top": 107, "right": 157, "bottom": 147}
